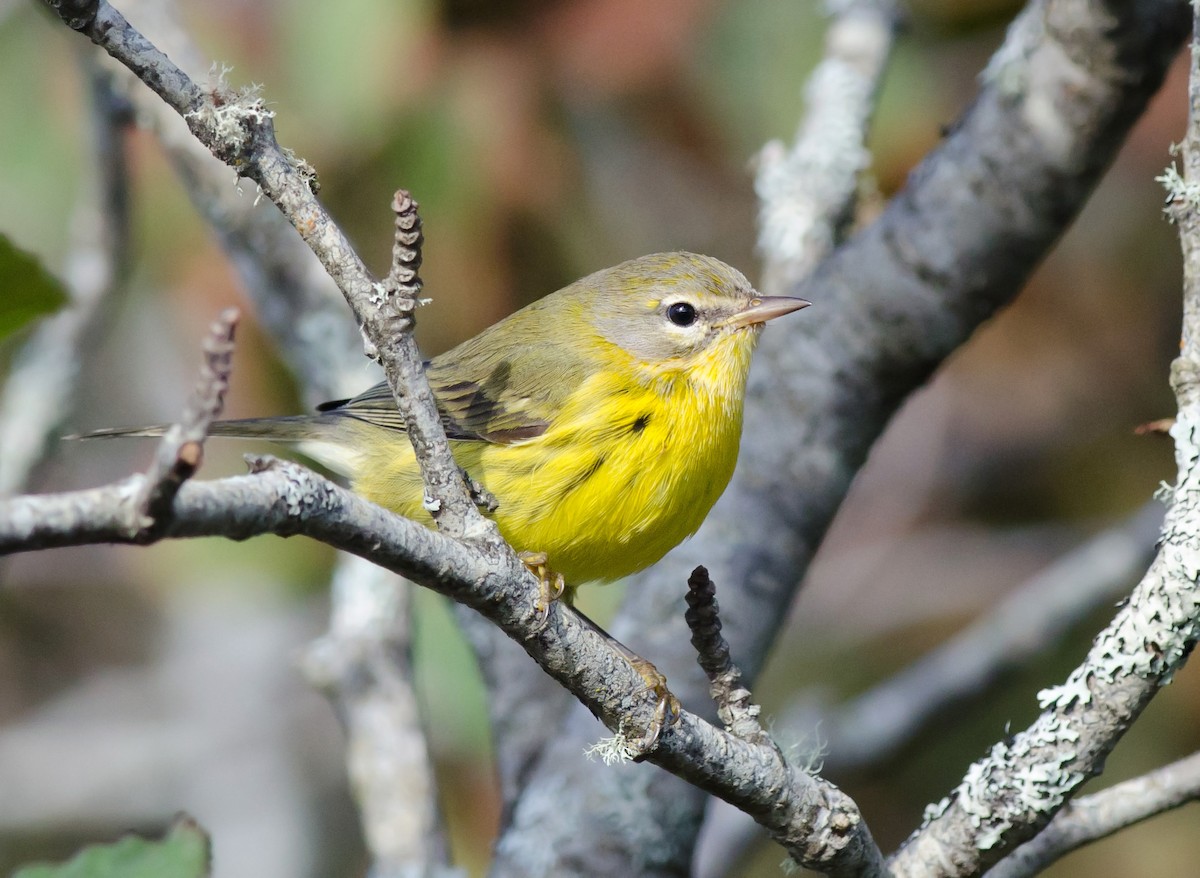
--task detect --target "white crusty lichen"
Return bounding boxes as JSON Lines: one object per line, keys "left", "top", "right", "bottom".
{"left": 979, "top": 6, "right": 1040, "bottom": 93}
{"left": 921, "top": 794, "right": 952, "bottom": 825}
{"left": 368, "top": 282, "right": 390, "bottom": 306}
{"left": 934, "top": 720, "right": 1083, "bottom": 851}
{"left": 783, "top": 724, "right": 827, "bottom": 776}
{"left": 279, "top": 145, "right": 318, "bottom": 188}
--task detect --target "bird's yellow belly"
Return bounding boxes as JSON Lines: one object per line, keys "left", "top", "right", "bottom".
{"left": 355, "top": 371, "right": 743, "bottom": 586}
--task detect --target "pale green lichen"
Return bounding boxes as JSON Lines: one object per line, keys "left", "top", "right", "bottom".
{"left": 1157, "top": 164, "right": 1200, "bottom": 219}
{"left": 584, "top": 728, "right": 639, "bottom": 765}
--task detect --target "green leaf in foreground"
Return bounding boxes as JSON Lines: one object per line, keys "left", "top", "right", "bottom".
{"left": 0, "top": 234, "right": 68, "bottom": 342}
{"left": 12, "top": 816, "right": 210, "bottom": 878}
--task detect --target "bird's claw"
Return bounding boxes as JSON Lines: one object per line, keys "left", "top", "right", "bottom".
{"left": 627, "top": 656, "right": 681, "bottom": 757}
{"left": 519, "top": 551, "right": 565, "bottom": 634}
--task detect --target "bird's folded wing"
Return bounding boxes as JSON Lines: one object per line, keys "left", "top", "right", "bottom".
{"left": 317, "top": 373, "right": 549, "bottom": 444}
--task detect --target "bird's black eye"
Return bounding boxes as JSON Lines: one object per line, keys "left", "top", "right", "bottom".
{"left": 667, "top": 302, "right": 697, "bottom": 327}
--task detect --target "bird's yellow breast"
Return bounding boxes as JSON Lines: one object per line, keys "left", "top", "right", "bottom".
{"left": 353, "top": 330, "right": 756, "bottom": 586}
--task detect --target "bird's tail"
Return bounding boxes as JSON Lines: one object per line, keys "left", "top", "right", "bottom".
{"left": 70, "top": 416, "right": 364, "bottom": 477}
{"left": 71, "top": 415, "right": 341, "bottom": 442}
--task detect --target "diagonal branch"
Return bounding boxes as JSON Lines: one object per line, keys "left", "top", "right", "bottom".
{"left": 888, "top": 499, "right": 1200, "bottom": 873}
{"left": 983, "top": 751, "right": 1200, "bottom": 878}
{"left": 0, "top": 462, "right": 885, "bottom": 877}
{"left": 698, "top": 503, "right": 1165, "bottom": 877}
{"left": 824, "top": 501, "right": 1165, "bottom": 772}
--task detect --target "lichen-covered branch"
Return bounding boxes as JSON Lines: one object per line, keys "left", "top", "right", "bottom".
{"left": 302, "top": 556, "right": 459, "bottom": 878}
{"left": 888, "top": 506, "right": 1199, "bottom": 873}
{"left": 890, "top": 5, "right": 1200, "bottom": 871}
{"left": 984, "top": 751, "right": 1200, "bottom": 878}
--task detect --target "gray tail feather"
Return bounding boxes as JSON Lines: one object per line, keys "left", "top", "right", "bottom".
{"left": 69, "top": 415, "right": 340, "bottom": 443}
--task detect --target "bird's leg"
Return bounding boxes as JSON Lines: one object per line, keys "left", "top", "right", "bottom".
{"left": 514, "top": 552, "right": 678, "bottom": 752}
{"left": 572, "top": 610, "right": 681, "bottom": 754}
{"left": 519, "top": 551, "right": 566, "bottom": 631}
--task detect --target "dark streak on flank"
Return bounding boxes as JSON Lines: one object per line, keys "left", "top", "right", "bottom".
{"left": 630, "top": 413, "right": 651, "bottom": 434}
{"left": 560, "top": 454, "right": 607, "bottom": 500}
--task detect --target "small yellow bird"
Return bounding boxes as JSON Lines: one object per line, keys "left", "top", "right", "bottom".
{"left": 89, "top": 252, "right": 807, "bottom": 594}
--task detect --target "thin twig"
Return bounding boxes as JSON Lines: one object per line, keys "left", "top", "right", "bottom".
{"left": 135, "top": 307, "right": 237, "bottom": 537}
{"left": 369, "top": 190, "right": 482, "bottom": 540}
{"left": 685, "top": 566, "right": 773, "bottom": 748}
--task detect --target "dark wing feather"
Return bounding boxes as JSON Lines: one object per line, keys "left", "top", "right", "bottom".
{"left": 321, "top": 370, "right": 550, "bottom": 444}
{"left": 323, "top": 292, "right": 599, "bottom": 444}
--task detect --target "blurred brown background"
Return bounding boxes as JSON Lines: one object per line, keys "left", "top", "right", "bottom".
{"left": 0, "top": 0, "right": 1194, "bottom": 875}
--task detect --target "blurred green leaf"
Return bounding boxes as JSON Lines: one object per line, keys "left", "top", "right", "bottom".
{"left": 0, "top": 234, "right": 67, "bottom": 342}
{"left": 12, "top": 817, "right": 210, "bottom": 878}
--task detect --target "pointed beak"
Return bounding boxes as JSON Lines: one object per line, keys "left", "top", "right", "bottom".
{"left": 723, "top": 295, "right": 811, "bottom": 329}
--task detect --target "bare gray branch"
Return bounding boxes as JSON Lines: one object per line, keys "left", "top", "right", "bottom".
{"left": 0, "top": 459, "right": 884, "bottom": 875}
{"left": 756, "top": 0, "right": 898, "bottom": 293}
{"left": 0, "top": 58, "right": 130, "bottom": 495}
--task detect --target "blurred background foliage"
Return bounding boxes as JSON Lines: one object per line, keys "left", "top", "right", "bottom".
{"left": 0, "top": 0, "right": 1196, "bottom": 876}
